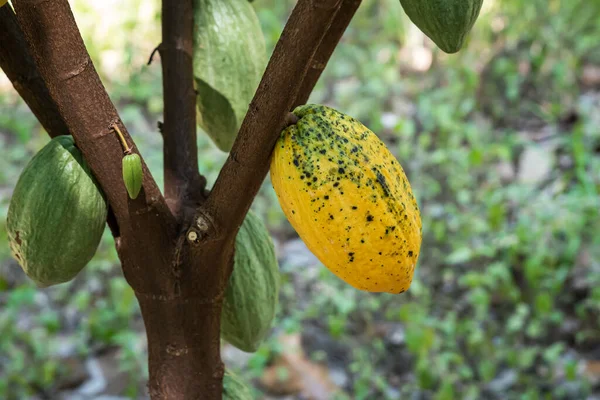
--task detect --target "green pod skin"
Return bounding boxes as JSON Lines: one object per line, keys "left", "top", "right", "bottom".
{"left": 223, "top": 369, "right": 253, "bottom": 400}
{"left": 221, "top": 210, "right": 280, "bottom": 352}
{"left": 399, "top": 0, "right": 484, "bottom": 53}
{"left": 122, "top": 153, "right": 143, "bottom": 199}
{"left": 193, "top": 0, "right": 266, "bottom": 151}
{"left": 6, "top": 135, "right": 107, "bottom": 287}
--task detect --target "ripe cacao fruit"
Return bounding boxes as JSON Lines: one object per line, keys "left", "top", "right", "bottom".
{"left": 221, "top": 210, "right": 279, "bottom": 352}
{"left": 399, "top": 0, "right": 484, "bottom": 53}
{"left": 223, "top": 369, "right": 253, "bottom": 400}
{"left": 6, "top": 135, "right": 107, "bottom": 287}
{"left": 122, "top": 153, "right": 143, "bottom": 199}
{"left": 270, "top": 105, "right": 422, "bottom": 294}
{"left": 193, "top": 0, "right": 266, "bottom": 152}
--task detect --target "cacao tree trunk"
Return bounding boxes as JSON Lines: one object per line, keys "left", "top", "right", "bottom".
{"left": 116, "top": 226, "right": 235, "bottom": 400}
{"left": 0, "top": 0, "right": 362, "bottom": 398}
{"left": 117, "top": 229, "right": 235, "bottom": 400}
{"left": 139, "top": 294, "right": 225, "bottom": 398}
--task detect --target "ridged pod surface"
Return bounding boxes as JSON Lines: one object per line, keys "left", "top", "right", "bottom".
{"left": 193, "top": 0, "right": 266, "bottom": 151}
{"left": 221, "top": 210, "right": 279, "bottom": 352}
{"left": 270, "top": 105, "right": 422, "bottom": 294}
{"left": 6, "top": 136, "right": 107, "bottom": 287}
{"left": 399, "top": 0, "right": 484, "bottom": 53}
{"left": 122, "top": 153, "right": 143, "bottom": 199}
{"left": 222, "top": 369, "right": 253, "bottom": 400}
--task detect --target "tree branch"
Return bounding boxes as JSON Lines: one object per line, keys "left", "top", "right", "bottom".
{"left": 0, "top": 5, "right": 123, "bottom": 237}
{"left": 12, "top": 0, "right": 176, "bottom": 294}
{"left": 0, "top": 5, "right": 68, "bottom": 138}
{"left": 204, "top": 0, "right": 356, "bottom": 234}
{"left": 293, "top": 0, "right": 362, "bottom": 108}
{"left": 160, "top": 0, "right": 205, "bottom": 218}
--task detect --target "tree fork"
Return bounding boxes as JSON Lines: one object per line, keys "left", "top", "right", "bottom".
{"left": 1, "top": 0, "right": 363, "bottom": 398}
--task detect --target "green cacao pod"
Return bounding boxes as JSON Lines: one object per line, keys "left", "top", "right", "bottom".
{"left": 223, "top": 369, "right": 253, "bottom": 400}
{"left": 270, "top": 105, "right": 422, "bottom": 294}
{"left": 6, "top": 135, "right": 108, "bottom": 287}
{"left": 193, "top": 0, "right": 266, "bottom": 152}
{"left": 122, "top": 153, "right": 143, "bottom": 199}
{"left": 221, "top": 210, "right": 279, "bottom": 352}
{"left": 399, "top": 0, "right": 484, "bottom": 53}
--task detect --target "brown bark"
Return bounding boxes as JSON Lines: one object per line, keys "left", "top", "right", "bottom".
{"left": 4, "top": 0, "right": 362, "bottom": 398}
{"left": 10, "top": 1, "right": 224, "bottom": 397}
{"left": 293, "top": 0, "right": 363, "bottom": 108}
{"left": 139, "top": 294, "right": 224, "bottom": 398}
{"left": 204, "top": 0, "right": 349, "bottom": 235}
{"left": 0, "top": 5, "right": 68, "bottom": 138}
{"left": 11, "top": 0, "right": 177, "bottom": 291}
{"left": 160, "top": 0, "right": 205, "bottom": 218}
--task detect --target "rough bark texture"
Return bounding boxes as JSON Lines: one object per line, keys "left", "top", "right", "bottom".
{"left": 160, "top": 0, "right": 206, "bottom": 218}
{"left": 11, "top": 0, "right": 177, "bottom": 283}
{"left": 293, "top": 0, "right": 363, "bottom": 108}
{"left": 1, "top": 0, "right": 362, "bottom": 398}
{"left": 0, "top": 3, "right": 121, "bottom": 235}
{"left": 204, "top": 0, "right": 350, "bottom": 236}
{"left": 139, "top": 291, "right": 225, "bottom": 398}
{"left": 0, "top": 5, "right": 68, "bottom": 138}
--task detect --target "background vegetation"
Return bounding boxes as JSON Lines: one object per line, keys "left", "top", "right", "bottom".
{"left": 1, "top": 0, "right": 599, "bottom": 398}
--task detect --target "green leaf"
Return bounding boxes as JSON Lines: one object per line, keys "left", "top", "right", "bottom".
{"left": 193, "top": 0, "right": 266, "bottom": 152}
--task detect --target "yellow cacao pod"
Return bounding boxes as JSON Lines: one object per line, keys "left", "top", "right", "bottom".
{"left": 270, "top": 105, "right": 422, "bottom": 294}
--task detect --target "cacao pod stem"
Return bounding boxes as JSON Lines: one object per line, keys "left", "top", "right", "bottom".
{"left": 112, "top": 124, "right": 132, "bottom": 154}
{"left": 112, "top": 124, "right": 143, "bottom": 199}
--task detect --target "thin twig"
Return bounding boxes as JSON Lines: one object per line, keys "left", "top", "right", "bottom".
{"left": 147, "top": 44, "right": 161, "bottom": 65}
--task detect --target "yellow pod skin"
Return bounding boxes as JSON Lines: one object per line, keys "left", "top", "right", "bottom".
{"left": 270, "top": 105, "right": 422, "bottom": 294}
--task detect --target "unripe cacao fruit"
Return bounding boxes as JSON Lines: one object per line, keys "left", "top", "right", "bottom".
{"left": 270, "top": 105, "right": 422, "bottom": 294}
{"left": 223, "top": 369, "right": 253, "bottom": 400}
{"left": 221, "top": 210, "right": 279, "bottom": 352}
{"left": 399, "top": 0, "right": 484, "bottom": 53}
{"left": 6, "top": 135, "right": 107, "bottom": 287}
{"left": 122, "top": 153, "right": 143, "bottom": 199}
{"left": 193, "top": 0, "right": 266, "bottom": 151}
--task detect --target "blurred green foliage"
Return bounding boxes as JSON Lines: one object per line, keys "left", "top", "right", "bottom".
{"left": 1, "top": 0, "right": 599, "bottom": 398}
